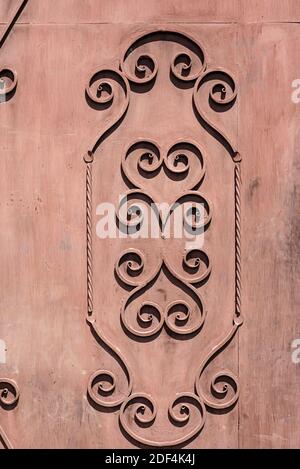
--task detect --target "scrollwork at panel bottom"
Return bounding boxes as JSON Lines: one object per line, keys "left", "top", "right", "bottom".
{"left": 195, "top": 316, "right": 243, "bottom": 410}
{"left": 117, "top": 318, "right": 242, "bottom": 447}
{"left": 0, "top": 379, "right": 20, "bottom": 449}
{"left": 119, "top": 393, "right": 206, "bottom": 448}
{"left": 86, "top": 317, "right": 133, "bottom": 408}
{"left": 86, "top": 317, "right": 242, "bottom": 447}
{"left": 115, "top": 250, "right": 210, "bottom": 338}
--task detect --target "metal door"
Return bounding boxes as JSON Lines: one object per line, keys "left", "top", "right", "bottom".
{"left": 0, "top": 0, "right": 299, "bottom": 449}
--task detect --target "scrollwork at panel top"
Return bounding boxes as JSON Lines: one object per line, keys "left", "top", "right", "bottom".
{"left": 86, "top": 30, "right": 239, "bottom": 163}
{"left": 120, "top": 30, "right": 206, "bottom": 84}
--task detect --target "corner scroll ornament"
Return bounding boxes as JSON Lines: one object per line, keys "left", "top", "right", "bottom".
{"left": 0, "top": 378, "right": 20, "bottom": 449}
{"left": 84, "top": 29, "right": 242, "bottom": 447}
{"left": 0, "top": 0, "right": 29, "bottom": 102}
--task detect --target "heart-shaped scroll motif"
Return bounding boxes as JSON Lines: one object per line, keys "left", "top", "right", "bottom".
{"left": 116, "top": 188, "right": 212, "bottom": 239}
{"left": 118, "top": 139, "right": 211, "bottom": 238}
{"left": 119, "top": 392, "right": 206, "bottom": 447}
{"left": 121, "top": 139, "right": 206, "bottom": 200}
{"left": 115, "top": 248, "right": 211, "bottom": 338}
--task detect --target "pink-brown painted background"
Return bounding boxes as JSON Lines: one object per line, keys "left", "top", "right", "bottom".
{"left": 0, "top": 0, "right": 299, "bottom": 448}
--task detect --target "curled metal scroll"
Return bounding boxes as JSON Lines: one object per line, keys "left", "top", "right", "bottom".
{"left": 193, "top": 68, "right": 240, "bottom": 161}
{"left": 195, "top": 316, "right": 244, "bottom": 410}
{"left": 116, "top": 189, "right": 212, "bottom": 238}
{"left": 119, "top": 392, "right": 206, "bottom": 447}
{"left": 87, "top": 317, "right": 133, "bottom": 408}
{"left": 0, "top": 378, "right": 20, "bottom": 449}
{"left": 85, "top": 67, "right": 130, "bottom": 155}
{"left": 120, "top": 30, "right": 206, "bottom": 85}
{"left": 115, "top": 249, "right": 210, "bottom": 338}
{"left": 122, "top": 139, "right": 206, "bottom": 191}
{"left": 118, "top": 136, "right": 212, "bottom": 238}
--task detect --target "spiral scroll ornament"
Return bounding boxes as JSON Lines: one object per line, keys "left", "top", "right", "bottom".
{"left": 118, "top": 138, "right": 212, "bottom": 238}
{"left": 120, "top": 30, "right": 206, "bottom": 85}
{"left": 87, "top": 317, "right": 133, "bottom": 408}
{"left": 193, "top": 68, "right": 239, "bottom": 161}
{"left": 115, "top": 249, "right": 210, "bottom": 338}
{"left": 119, "top": 392, "right": 206, "bottom": 447}
{"left": 0, "top": 378, "right": 20, "bottom": 449}
{"left": 122, "top": 139, "right": 206, "bottom": 193}
{"left": 85, "top": 68, "right": 130, "bottom": 154}
{"left": 195, "top": 316, "right": 243, "bottom": 410}
{"left": 0, "top": 68, "right": 17, "bottom": 101}
{"left": 84, "top": 67, "right": 130, "bottom": 315}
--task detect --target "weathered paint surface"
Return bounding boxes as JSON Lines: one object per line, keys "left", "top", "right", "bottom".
{"left": 0, "top": 0, "right": 299, "bottom": 448}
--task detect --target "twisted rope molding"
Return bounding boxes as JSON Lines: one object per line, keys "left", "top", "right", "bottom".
{"left": 84, "top": 152, "right": 94, "bottom": 316}
{"left": 235, "top": 161, "right": 242, "bottom": 318}
{"left": 84, "top": 28, "right": 243, "bottom": 447}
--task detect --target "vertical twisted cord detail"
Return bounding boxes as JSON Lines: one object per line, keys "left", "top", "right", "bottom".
{"left": 86, "top": 163, "right": 93, "bottom": 315}
{"left": 85, "top": 152, "right": 94, "bottom": 315}
{"left": 235, "top": 162, "right": 241, "bottom": 317}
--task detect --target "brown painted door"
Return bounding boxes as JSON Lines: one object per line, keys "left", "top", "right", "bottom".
{"left": 0, "top": 0, "right": 299, "bottom": 449}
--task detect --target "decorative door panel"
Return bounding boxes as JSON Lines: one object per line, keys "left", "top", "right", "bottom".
{"left": 83, "top": 26, "right": 241, "bottom": 448}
